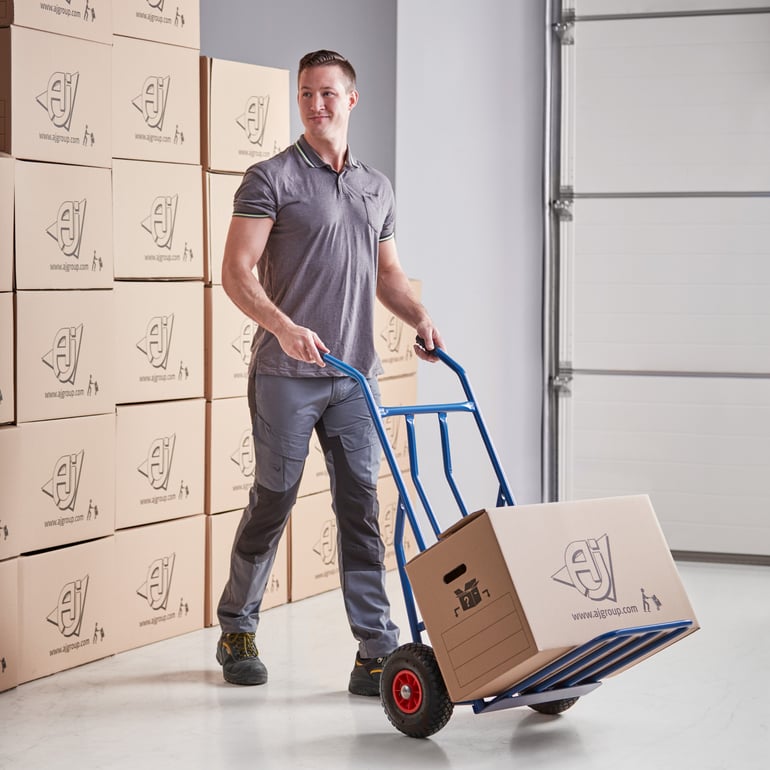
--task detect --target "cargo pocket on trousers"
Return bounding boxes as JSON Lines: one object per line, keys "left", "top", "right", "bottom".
{"left": 253, "top": 414, "right": 309, "bottom": 493}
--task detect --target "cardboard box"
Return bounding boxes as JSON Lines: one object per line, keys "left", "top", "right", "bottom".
{"left": 0, "top": 154, "right": 12, "bottom": 291}
{"left": 14, "top": 160, "right": 113, "bottom": 289}
{"left": 112, "top": 159, "right": 204, "bottom": 279}
{"left": 289, "top": 489, "right": 339, "bottom": 602}
{"left": 205, "top": 396, "right": 253, "bottom": 515}
{"left": 0, "top": 26, "right": 112, "bottom": 167}
{"left": 0, "top": 0, "right": 113, "bottom": 44}
{"left": 200, "top": 57, "right": 290, "bottom": 174}
{"left": 17, "top": 413, "right": 115, "bottom": 554}
{"left": 0, "top": 291, "right": 13, "bottom": 424}
{"left": 112, "top": 35, "right": 200, "bottom": 164}
{"left": 204, "top": 171, "right": 241, "bottom": 284}
{"left": 405, "top": 496, "right": 700, "bottom": 703}
{"left": 375, "top": 279, "right": 421, "bottom": 379}
{"left": 15, "top": 289, "right": 115, "bottom": 423}
{"left": 379, "top": 374, "right": 417, "bottom": 477}
{"left": 0, "top": 425, "right": 21, "bottom": 559}
{"left": 115, "top": 398, "right": 205, "bottom": 529}
{"left": 114, "top": 280, "right": 204, "bottom": 405}
{"left": 205, "top": 508, "right": 289, "bottom": 627}
{"left": 18, "top": 536, "right": 115, "bottom": 684}
{"left": 296, "top": 431, "right": 329, "bottom": 499}
{"left": 377, "top": 473, "right": 419, "bottom": 573}
{"left": 205, "top": 285, "right": 254, "bottom": 399}
{"left": 0, "top": 557, "right": 19, "bottom": 692}
{"left": 113, "top": 515, "right": 205, "bottom": 653}
{"left": 112, "top": 0, "right": 199, "bottom": 50}
{"left": 289, "top": 481, "right": 412, "bottom": 602}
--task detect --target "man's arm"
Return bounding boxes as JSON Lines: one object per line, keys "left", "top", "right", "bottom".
{"left": 376, "top": 237, "right": 444, "bottom": 361}
{"left": 221, "top": 216, "right": 328, "bottom": 366}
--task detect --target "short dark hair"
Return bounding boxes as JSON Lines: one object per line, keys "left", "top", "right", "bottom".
{"left": 298, "top": 50, "right": 357, "bottom": 92}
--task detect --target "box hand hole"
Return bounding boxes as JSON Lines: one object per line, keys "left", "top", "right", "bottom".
{"left": 443, "top": 564, "right": 467, "bottom": 584}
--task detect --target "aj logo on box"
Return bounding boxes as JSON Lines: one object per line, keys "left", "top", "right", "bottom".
{"left": 231, "top": 320, "right": 256, "bottom": 367}
{"left": 313, "top": 520, "right": 337, "bottom": 566}
{"left": 137, "top": 554, "right": 175, "bottom": 611}
{"left": 37, "top": 71, "right": 79, "bottom": 131}
{"left": 381, "top": 316, "right": 404, "bottom": 355}
{"left": 237, "top": 95, "right": 270, "bottom": 146}
{"left": 42, "top": 450, "right": 84, "bottom": 512}
{"left": 552, "top": 534, "right": 617, "bottom": 603}
{"left": 133, "top": 75, "right": 171, "bottom": 131}
{"left": 47, "top": 575, "right": 88, "bottom": 638}
{"left": 137, "top": 314, "right": 174, "bottom": 369}
{"left": 142, "top": 194, "right": 178, "bottom": 250}
{"left": 42, "top": 324, "right": 83, "bottom": 385}
{"left": 230, "top": 429, "right": 255, "bottom": 478}
{"left": 47, "top": 199, "right": 87, "bottom": 258}
{"left": 138, "top": 434, "right": 175, "bottom": 491}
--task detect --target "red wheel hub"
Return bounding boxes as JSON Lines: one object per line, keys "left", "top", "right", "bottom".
{"left": 392, "top": 669, "right": 422, "bottom": 714}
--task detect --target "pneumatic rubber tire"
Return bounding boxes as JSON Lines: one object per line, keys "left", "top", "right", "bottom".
{"left": 380, "top": 643, "right": 454, "bottom": 738}
{"left": 528, "top": 696, "right": 579, "bottom": 715}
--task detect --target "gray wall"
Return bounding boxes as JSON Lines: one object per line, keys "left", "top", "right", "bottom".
{"left": 396, "top": 1, "right": 546, "bottom": 518}
{"left": 199, "top": 0, "right": 546, "bottom": 518}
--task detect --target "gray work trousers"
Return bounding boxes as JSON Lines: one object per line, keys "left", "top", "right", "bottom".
{"left": 217, "top": 372, "right": 399, "bottom": 658}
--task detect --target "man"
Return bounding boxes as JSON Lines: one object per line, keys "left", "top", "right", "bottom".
{"left": 216, "top": 50, "right": 443, "bottom": 695}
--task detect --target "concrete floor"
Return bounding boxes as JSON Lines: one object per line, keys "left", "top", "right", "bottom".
{"left": 0, "top": 561, "right": 767, "bottom": 769}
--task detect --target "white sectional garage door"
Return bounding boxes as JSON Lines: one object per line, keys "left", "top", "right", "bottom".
{"left": 552, "top": 1, "right": 770, "bottom": 557}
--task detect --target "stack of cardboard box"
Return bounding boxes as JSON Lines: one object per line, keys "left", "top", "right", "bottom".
{"left": 1, "top": 0, "right": 116, "bottom": 690}
{"left": 0, "top": 3, "right": 425, "bottom": 693}
{"left": 198, "top": 54, "right": 292, "bottom": 626}
{"left": 110, "top": 1, "right": 205, "bottom": 659}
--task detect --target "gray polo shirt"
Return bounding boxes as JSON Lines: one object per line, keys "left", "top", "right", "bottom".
{"left": 233, "top": 135, "right": 395, "bottom": 379}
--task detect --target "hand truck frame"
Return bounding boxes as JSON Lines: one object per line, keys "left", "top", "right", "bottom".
{"left": 323, "top": 341, "right": 693, "bottom": 738}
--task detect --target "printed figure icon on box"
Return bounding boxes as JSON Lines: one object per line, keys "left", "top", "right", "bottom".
{"left": 87, "top": 374, "right": 100, "bottom": 396}
{"left": 641, "top": 588, "right": 662, "bottom": 613}
{"left": 82, "top": 125, "right": 95, "bottom": 147}
{"left": 175, "top": 8, "right": 185, "bottom": 27}
{"left": 92, "top": 251, "right": 103, "bottom": 272}
{"left": 83, "top": 0, "right": 96, "bottom": 23}
{"left": 92, "top": 622, "right": 105, "bottom": 644}
{"left": 454, "top": 578, "right": 490, "bottom": 617}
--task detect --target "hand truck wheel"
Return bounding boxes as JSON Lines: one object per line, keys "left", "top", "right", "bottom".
{"left": 380, "top": 643, "right": 454, "bottom": 738}
{"left": 528, "top": 696, "right": 579, "bottom": 715}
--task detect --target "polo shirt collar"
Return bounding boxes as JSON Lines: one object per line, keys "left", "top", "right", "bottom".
{"left": 295, "top": 135, "right": 360, "bottom": 170}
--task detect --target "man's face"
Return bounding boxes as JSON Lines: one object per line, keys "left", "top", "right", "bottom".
{"left": 298, "top": 64, "right": 358, "bottom": 142}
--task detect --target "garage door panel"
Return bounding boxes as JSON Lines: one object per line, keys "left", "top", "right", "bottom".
{"left": 571, "top": 1, "right": 770, "bottom": 15}
{"left": 562, "top": 14, "right": 770, "bottom": 192}
{"left": 560, "top": 197, "right": 770, "bottom": 372}
{"left": 559, "top": 373, "right": 770, "bottom": 555}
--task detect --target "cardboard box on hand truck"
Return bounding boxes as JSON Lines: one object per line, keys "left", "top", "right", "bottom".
{"left": 405, "top": 495, "right": 699, "bottom": 703}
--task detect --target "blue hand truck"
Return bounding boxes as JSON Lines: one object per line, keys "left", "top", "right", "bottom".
{"left": 323, "top": 340, "right": 693, "bottom": 739}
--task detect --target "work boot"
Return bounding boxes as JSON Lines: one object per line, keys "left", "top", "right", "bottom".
{"left": 348, "top": 652, "right": 388, "bottom": 696}
{"left": 216, "top": 632, "right": 268, "bottom": 686}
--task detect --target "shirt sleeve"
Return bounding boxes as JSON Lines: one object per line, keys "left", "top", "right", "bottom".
{"left": 232, "top": 164, "right": 276, "bottom": 219}
{"left": 379, "top": 179, "right": 396, "bottom": 242}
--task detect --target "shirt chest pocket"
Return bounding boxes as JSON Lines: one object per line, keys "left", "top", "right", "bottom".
{"left": 361, "top": 190, "right": 386, "bottom": 235}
